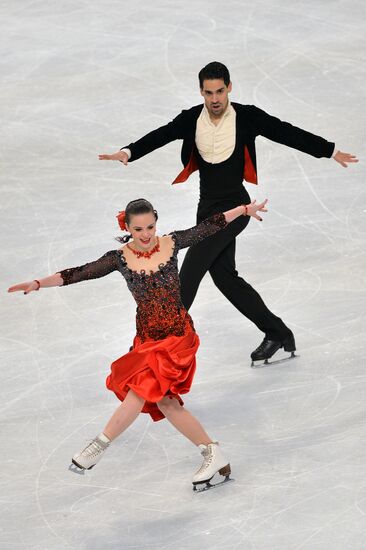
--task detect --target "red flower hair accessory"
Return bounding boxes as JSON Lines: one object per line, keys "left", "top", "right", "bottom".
{"left": 117, "top": 210, "right": 127, "bottom": 231}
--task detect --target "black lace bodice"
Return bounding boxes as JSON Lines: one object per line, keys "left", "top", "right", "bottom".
{"left": 59, "top": 213, "right": 227, "bottom": 341}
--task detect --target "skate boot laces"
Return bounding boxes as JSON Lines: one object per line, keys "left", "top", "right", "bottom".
{"left": 80, "top": 437, "right": 109, "bottom": 459}
{"left": 256, "top": 338, "right": 270, "bottom": 352}
{"left": 196, "top": 445, "right": 215, "bottom": 474}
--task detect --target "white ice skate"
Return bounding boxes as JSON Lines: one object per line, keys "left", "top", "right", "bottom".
{"left": 70, "top": 433, "right": 111, "bottom": 471}
{"left": 192, "top": 442, "right": 233, "bottom": 492}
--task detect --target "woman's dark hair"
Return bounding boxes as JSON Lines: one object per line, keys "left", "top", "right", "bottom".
{"left": 116, "top": 198, "right": 158, "bottom": 243}
{"left": 198, "top": 61, "right": 230, "bottom": 89}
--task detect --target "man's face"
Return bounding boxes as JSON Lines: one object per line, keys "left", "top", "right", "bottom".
{"left": 200, "top": 78, "right": 232, "bottom": 118}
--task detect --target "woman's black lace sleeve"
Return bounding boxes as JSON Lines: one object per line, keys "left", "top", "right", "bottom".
{"left": 59, "top": 250, "right": 120, "bottom": 286}
{"left": 170, "top": 213, "right": 227, "bottom": 250}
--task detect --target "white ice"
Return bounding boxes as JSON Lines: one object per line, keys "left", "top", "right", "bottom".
{"left": 1, "top": 0, "right": 366, "bottom": 549}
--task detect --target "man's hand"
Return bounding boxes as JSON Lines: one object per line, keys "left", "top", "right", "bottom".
{"left": 99, "top": 150, "right": 129, "bottom": 165}
{"left": 333, "top": 150, "right": 359, "bottom": 168}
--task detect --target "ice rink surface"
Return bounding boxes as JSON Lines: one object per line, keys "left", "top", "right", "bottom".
{"left": 1, "top": 0, "right": 366, "bottom": 548}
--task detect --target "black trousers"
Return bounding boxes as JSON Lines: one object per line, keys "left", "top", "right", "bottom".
{"left": 179, "top": 191, "right": 291, "bottom": 341}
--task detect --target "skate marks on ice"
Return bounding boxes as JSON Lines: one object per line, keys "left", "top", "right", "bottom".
{"left": 1, "top": 0, "right": 366, "bottom": 547}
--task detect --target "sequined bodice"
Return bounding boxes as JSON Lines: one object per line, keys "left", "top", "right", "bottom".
{"left": 118, "top": 239, "right": 191, "bottom": 341}
{"left": 59, "top": 213, "right": 227, "bottom": 341}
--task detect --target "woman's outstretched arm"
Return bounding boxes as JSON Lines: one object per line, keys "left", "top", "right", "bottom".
{"left": 172, "top": 199, "right": 268, "bottom": 250}
{"left": 8, "top": 273, "right": 64, "bottom": 295}
{"left": 8, "top": 250, "right": 120, "bottom": 295}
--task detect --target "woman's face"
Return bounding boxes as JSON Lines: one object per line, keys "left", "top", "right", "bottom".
{"left": 126, "top": 212, "right": 157, "bottom": 250}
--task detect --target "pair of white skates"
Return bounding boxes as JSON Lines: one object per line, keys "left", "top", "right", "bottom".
{"left": 70, "top": 436, "right": 232, "bottom": 492}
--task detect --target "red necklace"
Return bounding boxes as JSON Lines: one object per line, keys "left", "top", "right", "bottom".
{"left": 127, "top": 237, "right": 160, "bottom": 259}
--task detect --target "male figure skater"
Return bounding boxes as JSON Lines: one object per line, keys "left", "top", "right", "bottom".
{"left": 99, "top": 61, "right": 358, "bottom": 365}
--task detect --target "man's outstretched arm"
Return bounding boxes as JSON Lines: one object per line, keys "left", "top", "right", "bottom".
{"left": 99, "top": 109, "right": 188, "bottom": 166}
{"left": 250, "top": 105, "right": 358, "bottom": 167}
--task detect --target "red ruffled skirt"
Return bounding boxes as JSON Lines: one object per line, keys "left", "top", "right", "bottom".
{"left": 106, "top": 326, "right": 200, "bottom": 421}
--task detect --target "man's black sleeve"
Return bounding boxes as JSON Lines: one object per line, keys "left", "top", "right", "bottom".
{"left": 122, "top": 110, "right": 188, "bottom": 162}
{"left": 249, "top": 105, "right": 335, "bottom": 158}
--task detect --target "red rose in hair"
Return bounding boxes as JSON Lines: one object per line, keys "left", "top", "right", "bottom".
{"left": 117, "top": 210, "right": 127, "bottom": 231}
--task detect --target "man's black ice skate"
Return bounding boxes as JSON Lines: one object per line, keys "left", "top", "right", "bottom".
{"left": 250, "top": 332, "right": 297, "bottom": 368}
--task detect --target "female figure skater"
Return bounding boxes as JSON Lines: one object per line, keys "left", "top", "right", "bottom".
{"left": 8, "top": 197, "right": 267, "bottom": 491}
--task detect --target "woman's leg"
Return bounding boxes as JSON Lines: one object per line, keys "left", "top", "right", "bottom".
{"left": 72, "top": 389, "right": 145, "bottom": 470}
{"left": 157, "top": 397, "right": 231, "bottom": 487}
{"left": 157, "top": 396, "right": 212, "bottom": 446}
{"left": 103, "top": 389, "right": 145, "bottom": 441}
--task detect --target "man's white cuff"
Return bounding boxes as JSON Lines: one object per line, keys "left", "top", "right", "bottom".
{"left": 121, "top": 148, "right": 132, "bottom": 159}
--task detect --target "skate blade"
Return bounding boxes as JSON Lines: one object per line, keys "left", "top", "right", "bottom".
{"left": 193, "top": 476, "right": 234, "bottom": 493}
{"left": 251, "top": 351, "right": 298, "bottom": 369}
{"left": 68, "top": 463, "right": 86, "bottom": 475}
{"left": 69, "top": 459, "right": 95, "bottom": 475}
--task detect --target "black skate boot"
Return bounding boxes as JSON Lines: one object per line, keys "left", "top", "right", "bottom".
{"left": 250, "top": 332, "right": 297, "bottom": 368}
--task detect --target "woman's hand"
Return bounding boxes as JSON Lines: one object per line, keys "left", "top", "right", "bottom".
{"left": 245, "top": 199, "right": 268, "bottom": 221}
{"left": 223, "top": 200, "right": 269, "bottom": 224}
{"left": 8, "top": 280, "right": 40, "bottom": 295}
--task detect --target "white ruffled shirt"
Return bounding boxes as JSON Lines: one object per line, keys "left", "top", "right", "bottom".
{"left": 194, "top": 102, "right": 236, "bottom": 164}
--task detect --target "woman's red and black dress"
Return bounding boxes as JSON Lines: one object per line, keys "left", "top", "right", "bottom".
{"left": 59, "top": 213, "right": 227, "bottom": 421}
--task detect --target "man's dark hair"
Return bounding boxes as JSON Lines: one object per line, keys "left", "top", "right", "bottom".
{"left": 198, "top": 62, "right": 230, "bottom": 89}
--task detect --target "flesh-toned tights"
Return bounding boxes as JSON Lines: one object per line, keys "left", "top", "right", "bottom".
{"left": 103, "top": 390, "right": 212, "bottom": 446}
